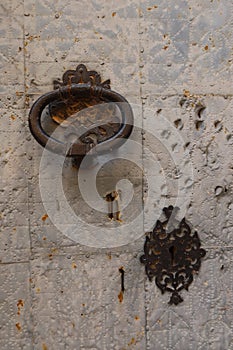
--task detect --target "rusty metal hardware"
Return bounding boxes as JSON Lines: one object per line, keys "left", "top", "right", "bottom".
{"left": 105, "top": 190, "right": 121, "bottom": 221}
{"left": 29, "top": 64, "right": 133, "bottom": 166}
{"left": 140, "top": 206, "right": 206, "bottom": 305}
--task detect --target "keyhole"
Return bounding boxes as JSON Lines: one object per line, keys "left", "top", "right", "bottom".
{"left": 169, "top": 245, "right": 176, "bottom": 266}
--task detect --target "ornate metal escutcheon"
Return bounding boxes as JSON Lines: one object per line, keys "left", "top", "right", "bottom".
{"left": 140, "top": 206, "right": 206, "bottom": 305}
{"left": 29, "top": 64, "right": 134, "bottom": 167}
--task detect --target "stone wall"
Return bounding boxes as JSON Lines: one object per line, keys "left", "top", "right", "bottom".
{"left": 0, "top": 1, "right": 232, "bottom": 349}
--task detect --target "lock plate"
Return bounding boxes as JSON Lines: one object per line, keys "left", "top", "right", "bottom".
{"left": 140, "top": 206, "right": 206, "bottom": 305}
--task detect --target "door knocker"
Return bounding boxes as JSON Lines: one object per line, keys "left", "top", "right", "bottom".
{"left": 140, "top": 206, "right": 206, "bottom": 305}
{"left": 29, "top": 64, "right": 134, "bottom": 167}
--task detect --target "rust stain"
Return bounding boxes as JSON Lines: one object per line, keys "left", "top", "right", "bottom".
{"left": 27, "top": 35, "right": 40, "bottom": 41}
{"left": 17, "top": 299, "right": 24, "bottom": 316}
{"left": 36, "top": 288, "right": 41, "bottom": 293}
{"left": 163, "top": 45, "right": 169, "bottom": 50}
{"left": 42, "top": 236, "right": 47, "bottom": 240}
{"left": 25, "top": 95, "right": 30, "bottom": 106}
{"left": 72, "top": 262, "right": 77, "bottom": 269}
{"left": 16, "top": 91, "right": 23, "bottom": 97}
{"left": 135, "top": 315, "right": 139, "bottom": 320}
{"left": 107, "top": 253, "right": 112, "bottom": 260}
{"left": 183, "top": 89, "right": 190, "bottom": 97}
{"left": 42, "top": 344, "right": 48, "bottom": 350}
{"left": 204, "top": 45, "right": 209, "bottom": 50}
{"left": 147, "top": 5, "right": 158, "bottom": 10}
{"left": 15, "top": 323, "right": 21, "bottom": 331}
{"left": 112, "top": 12, "right": 116, "bottom": 17}
{"left": 41, "top": 214, "right": 48, "bottom": 221}
{"left": 118, "top": 291, "right": 124, "bottom": 303}
{"left": 10, "top": 114, "right": 16, "bottom": 120}
{"left": 128, "top": 337, "right": 136, "bottom": 346}
{"left": 17, "top": 299, "right": 24, "bottom": 308}
{"left": 24, "top": 35, "right": 40, "bottom": 47}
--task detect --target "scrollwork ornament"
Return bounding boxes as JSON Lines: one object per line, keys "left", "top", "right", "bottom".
{"left": 49, "top": 64, "right": 120, "bottom": 146}
{"left": 140, "top": 206, "right": 206, "bottom": 305}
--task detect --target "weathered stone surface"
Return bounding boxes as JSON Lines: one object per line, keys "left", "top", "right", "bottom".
{"left": 30, "top": 253, "right": 145, "bottom": 350}
{"left": 0, "top": 0, "right": 232, "bottom": 349}
{"left": 0, "top": 263, "right": 32, "bottom": 349}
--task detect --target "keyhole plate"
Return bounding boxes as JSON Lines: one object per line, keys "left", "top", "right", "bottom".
{"left": 140, "top": 206, "right": 206, "bottom": 305}
{"left": 169, "top": 245, "right": 176, "bottom": 266}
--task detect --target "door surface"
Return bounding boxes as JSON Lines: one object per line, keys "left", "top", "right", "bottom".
{"left": 0, "top": 1, "right": 233, "bottom": 349}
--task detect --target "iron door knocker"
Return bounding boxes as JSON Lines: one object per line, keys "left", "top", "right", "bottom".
{"left": 29, "top": 64, "right": 134, "bottom": 167}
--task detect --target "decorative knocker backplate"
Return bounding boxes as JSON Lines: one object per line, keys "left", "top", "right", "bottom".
{"left": 29, "top": 64, "right": 133, "bottom": 165}
{"left": 140, "top": 206, "right": 206, "bottom": 305}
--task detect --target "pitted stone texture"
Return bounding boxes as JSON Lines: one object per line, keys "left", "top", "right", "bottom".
{"left": 143, "top": 95, "right": 233, "bottom": 236}
{"left": 140, "top": 0, "right": 233, "bottom": 95}
{"left": 0, "top": 0, "right": 233, "bottom": 349}
{"left": 0, "top": 263, "right": 32, "bottom": 350}
{"left": 30, "top": 253, "right": 145, "bottom": 350}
